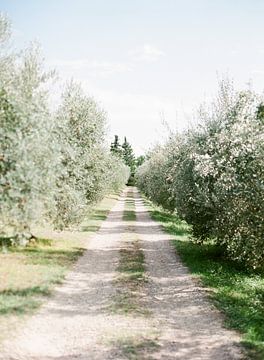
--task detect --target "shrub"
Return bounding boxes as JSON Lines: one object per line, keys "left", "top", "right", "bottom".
{"left": 135, "top": 145, "right": 174, "bottom": 211}
{"left": 136, "top": 80, "right": 264, "bottom": 270}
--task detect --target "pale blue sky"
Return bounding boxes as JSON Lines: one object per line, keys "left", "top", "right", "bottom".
{"left": 1, "top": 0, "right": 264, "bottom": 154}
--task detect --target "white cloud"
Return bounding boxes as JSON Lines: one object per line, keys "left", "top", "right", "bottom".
{"left": 48, "top": 43, "right": 165, "bottom": 81}
{"left": 251, "top": 69, "right": 264, "bottom": 75}
{"left": 129, "top": 44, "right": 166, "bottom": 63}
{"left": 49, "top": 59, "right": 132, "bottom": 78}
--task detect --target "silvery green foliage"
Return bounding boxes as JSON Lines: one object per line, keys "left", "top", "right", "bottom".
{"left": 0, "top": 17, "right": 57, "bottom": 243}
{"left": 195, "top": 84, "right": 264, "bottom": 269}
{"left": 136, "top": 80, "right": 264, "bottom": 270}
{"left": 104, "top": 153, "right": 130, "bottom": 196}
{"left": 53, "top": 82, "right": 129, "bottom": 229}
{"left": 0, "top": 14, "right": 129, "bottom": 241}
{"left": 53, "top": 82, "right": 104, "bottom": 229}
{"left": 135, "top": 145, "right": 173, "bottom": 211}
{"left": 0, "top": 15, "right": 14, "bottom": 86}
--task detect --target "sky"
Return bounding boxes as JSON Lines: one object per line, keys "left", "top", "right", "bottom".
{"left": 1, "top": 0, "right": 264, "bottom": 154}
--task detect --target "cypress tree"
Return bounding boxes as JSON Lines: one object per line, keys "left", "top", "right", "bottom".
{"left": 122, "top": 137, "right": 135, "bottom": 173}
{"left": 110, "top": 135, "right": 123, "bottom": 157}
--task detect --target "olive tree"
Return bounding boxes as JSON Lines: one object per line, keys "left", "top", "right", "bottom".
{"left": 0, "top": 14, "right": 129, "bottom": 242}
{"left": 0, "top": 16, "right": 57, "bottom": 243}
{"left": 53, "top": 82, "right": 129, "bottom": 229}
{"left": 136, "top": 80, "right": 264, "bottom": 270}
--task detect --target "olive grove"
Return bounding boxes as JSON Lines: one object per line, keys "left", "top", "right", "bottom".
{"left": 0, "top": 14, "right": 129, "bottom": 243}
{"left": 136, "top": 80, "right": 264, "bottom": 270}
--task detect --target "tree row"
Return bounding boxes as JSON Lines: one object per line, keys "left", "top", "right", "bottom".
{"left": 0, "top": 15, "right": 129, "bottom": 244}
{"left": 136, "top": 80, "right": 264, "bottom": 270}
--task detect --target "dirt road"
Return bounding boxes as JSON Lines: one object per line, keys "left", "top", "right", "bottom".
{"left": 0, "top": 188, "right": 244, "bottom": 359}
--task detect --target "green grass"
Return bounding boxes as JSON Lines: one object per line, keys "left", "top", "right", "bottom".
{"left": 144, "top": 197, "right": 264, "bottom": 360}
{"left": 111, "top": 192, "right": 149, "bottom": 316}
{"left": 80, "top": 193, "right": 120, "bottom": 232}
{"left": 123, "top": 190, "right": 136, "bottom": 221}
{"left": 115, "top": 337, "right": 160, "bottom": 360}
{"left": 120, "top": 193, "right": 145, "bottom": 286}
{"left": 118, "top": 240, "right": 146, "bottom": 285}
{"left": 0, "top": 241, "right": 81, "bottom": 316}
{"left": 113, "top": 234, "right": 149, "bottom": 316}
{"left": 0, "top": 193, "right": 120, "bottom": 341}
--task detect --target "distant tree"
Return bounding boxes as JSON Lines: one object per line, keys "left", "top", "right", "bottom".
{"left": 135, "top": 155, "right": 145, "bottom": 167}
{"left": 256, "top": 103, "right": 264, "bottom": 121}
{"left": 122, "top": 137, "right": 135, "bottom": 173}
{"left": 110, "top": 135, "right": 123, "bottom": 157}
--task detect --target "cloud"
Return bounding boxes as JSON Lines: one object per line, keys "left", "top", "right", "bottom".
{"left": 49, "top": 43, "right": 165, "bottom": 80}
{"left": 251, "top": 69, "right": 264, "bottom": 75}
{"left": 129, "top": 44, "right": 166, "bottom": 63}
{"left": 49, "top": 59, "right": 133, "bottom": 78}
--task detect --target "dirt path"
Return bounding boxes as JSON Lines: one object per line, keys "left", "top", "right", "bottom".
{"left": 0, "top": 188, "right": 244, "bottom": 359}
{"left": 134, "top": 189, "right": 243, "bottom": 359}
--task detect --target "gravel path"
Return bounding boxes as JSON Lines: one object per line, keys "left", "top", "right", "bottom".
{"left": 0, "top": 188, "right": 245, "bottom": 359}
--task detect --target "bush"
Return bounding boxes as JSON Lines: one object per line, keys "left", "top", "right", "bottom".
{"left": 136, "top": 145, "right": 174, "bottom": 211}
{"left": 136, "top": 80, "right": 264, "bottom": 270}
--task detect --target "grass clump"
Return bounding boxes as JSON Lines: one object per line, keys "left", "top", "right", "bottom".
{"left": 145, "top": 198, "right": 264, "bottom": 360}
{"left": 116, "top": 336, "right": 160, "bottom": 359}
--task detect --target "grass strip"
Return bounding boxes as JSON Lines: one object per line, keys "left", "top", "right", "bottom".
{"left": 144, "top": 197, "right": 264, "bottom": 360}
{"left": 0, "top": 193, "right": 120, "bottom": 339}
{"left": 113, "top": 235, "right": 148, "bottom": 315}
{"left": 111, "top": 191, "right": 149, "bottom": 316}
{"left": 123, "top": 190, "right": 136, "bottom": 221}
